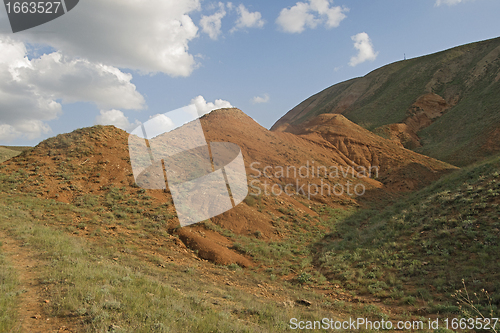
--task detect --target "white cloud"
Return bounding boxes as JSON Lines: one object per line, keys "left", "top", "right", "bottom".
{"left": 19, "top": 52, "right": 145, "bottom": 110}
{"left": 200, "top": 2, "right": 227, "bottom": 40}
{"left": 95, "top": 110, "right": 141, "bottom": 132}
{"left": 348, "top": 32, "right": 378, "bottom": 67}
{"left": 0, "top": 36, "right": 145, "bottom": 141}
{"left": 145, "top": 114, "right": 177, "bottom": 136}
{"left": 230, "top": 4, "right": 265, "bottom": 33}
{"left": 252, "top": 94, "right": 270, "bottom": 104}
{"left": 190, "top": 95, "right": 233, "bottom": 116}
{"left": 435, "top": 0, "right": 465, "bottom": 6}
{"left": 10, "top": 0, "right": 201, "bottom": 77}
{"left": 0, "top": 121, "right": 51, "bottom": 142}
{"left": 309, "top": 0, "right": 348, "bottom": 28}
{"left": 0, "top": 124, "right": 20, "bottom": 142}
{"left": 149, "top": 114, "right": 176, "bottom": 129}
{"left": 276, "top": 0, "right": 348, "bottom": 33}
{"left": 276, "top": 2, "right": 317, "bottom": 34}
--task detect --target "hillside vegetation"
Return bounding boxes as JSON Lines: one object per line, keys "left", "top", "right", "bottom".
{"left": 316, "top": 154, "right": 500, "bottom": 315}
{"left": 273, "top": 36, "right": 500, "bottom": 166}
{"left": 0, "top": 111, "right": 467, "bottom": 331}
{"left": 0, "top": 146, "right": 30, "bottom": 163}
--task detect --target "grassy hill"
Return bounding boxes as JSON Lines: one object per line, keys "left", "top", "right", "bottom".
{"left": 316, "top": 154, "right": 500, "bottom": 316}
{"left": 0, "top": 111, "right": 466, "bottom": 331}
{"left": 272, "top": 36, "right": 500, "bottom": 166}
{"left": 0, "top": 146, "right": 31, "bottom": 163}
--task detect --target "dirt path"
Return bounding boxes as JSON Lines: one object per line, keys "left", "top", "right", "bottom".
{"left": 0, "top": 231, "right": 77, "bottom": 333}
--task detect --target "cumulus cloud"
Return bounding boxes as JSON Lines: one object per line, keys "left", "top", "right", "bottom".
{"left": 10, "top": 0, "right": 201, "bottom": 77}
{"left": 200, "top": 2, "right": 227, "bottom": 40}
{"left": 0, "top": 36, "right": 145, "bottom": 141}
{"left": 435, "top": 0, "right": 465, "bottom": 6}
{"left": 0, "top": 124, "right": 20, "bottom": 142}
{"left": 19, "top": 52, "right": 145, "bottom": 110}
{"left": 0, "top": 121, "right": 51, "bottom": 142}
{"left": 309, "top": 0, "right": 348, "bottom": 28}
{"left": 94, "top": 110, "right": 141, "bottom": 132}
{"left": 143, "top": 114, "right": 177, "bottom": 137}
{"left": 252, "top": 94, "right": 270, "bottom": 104}
{"left": 276, "top": 0, "right": 348, "bottom": 33}
{"left": 276, "top": 2, "right": 316, "bottom": 34}
{"left": 190, "top": 95, "right": 233, "bottom": 116}
{"left": 230, "top": 4, "right": 265, "bottom": 33}
{"left": 348, "top": 32, "right": 378, "bottom": 67}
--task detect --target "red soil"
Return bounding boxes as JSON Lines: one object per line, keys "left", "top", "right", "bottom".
{"left": 1, "top": 108, "right": 457, "bottom": 266}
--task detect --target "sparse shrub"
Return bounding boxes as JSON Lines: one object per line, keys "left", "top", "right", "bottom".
{"left": 297, "top": 272, "right": 311, "bottom": 284}
{"left": 227, "top": 263, "right": 241, "bottom": 271}
{"left": 231, "top": 243, "right": 249, "bottom": 255}
{"left": 390, "top": 289, "right": 404, "bottom": 300}
{"left": 452, "top": 279, "right": 499, "bottom": 331}
{"left": 91, "top": 228, "right": 102, "bottom": 237}
{"left": 102, "top": 300, "right": 121, "bottom": 311}
{"left": 417, "top": 288, "right": 432, "bottom": 301}
{"left": 183, "top": 267, "right": 196, "bottom": 274}
{"left": 402, "top": 296, "right": 416, "bottom": 305}
{"left": 243, "top": 195, "right": 256, "bottom": 206}
{"left": 278, "top": 207, "right": 288, "bottom": 214}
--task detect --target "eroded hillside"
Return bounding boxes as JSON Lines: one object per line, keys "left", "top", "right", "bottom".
{"left": 0, "top": 108, "right": 456, "bottom": 267}
{"left": 273, "top": 36, "right": 500, "bottom": 166}
{"left": 0, "top": 108, "right": 494, "bottom": 332}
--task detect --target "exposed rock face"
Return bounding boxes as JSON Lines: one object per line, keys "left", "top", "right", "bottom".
{"left": 405, "top": 93, "right": 450, "bottom": 131}
{"left": 272, "top": 36, "right": 500, "bottom": 166}
{"left": 373, "top": 93, "right": 451, "bottom": 149}
{"left": 275, "top": 113, "right": 456, "bottom": 192}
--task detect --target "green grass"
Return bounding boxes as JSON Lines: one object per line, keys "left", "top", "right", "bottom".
{"left": 316, "top": 154, "right": 500, "bottom": 314}
{"left": 0, "top": 191, "right": 362, "bottom": 332}
{"left": 225, "top": 206, "right": 353, "bottom": 281}
{"left": 416, "top": 77, "right": 500, "bottom": 166}
{"left": 0, "top": 146, "right": 26, "bottom": 163}
{"left": 3, "top": 139, "right": 495, "bottom": 329}
{"left": 0, "top": 243, "right": 19, "bottom": 332}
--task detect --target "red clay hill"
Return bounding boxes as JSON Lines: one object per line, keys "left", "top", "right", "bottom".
{"left": 1, "top": 108, "right": 457, "bottom": 266}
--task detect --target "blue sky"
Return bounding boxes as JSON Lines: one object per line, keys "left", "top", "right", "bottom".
{"left": 0, "top": 0, "right": 499, "bottom": 146}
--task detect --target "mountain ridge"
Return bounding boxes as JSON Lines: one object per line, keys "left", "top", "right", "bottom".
{"left": 272, "top": 36, "right": 500, "bottom": 166}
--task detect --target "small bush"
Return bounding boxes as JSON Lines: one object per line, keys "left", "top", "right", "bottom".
{"left": 402, "top": 296, "right": 416, "bottom": 305}
{"left": 297, "top": 272, "right": 311, "bottom": 284}
{"left": 243, "top": 195, "right": 256, "bottom": 206}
